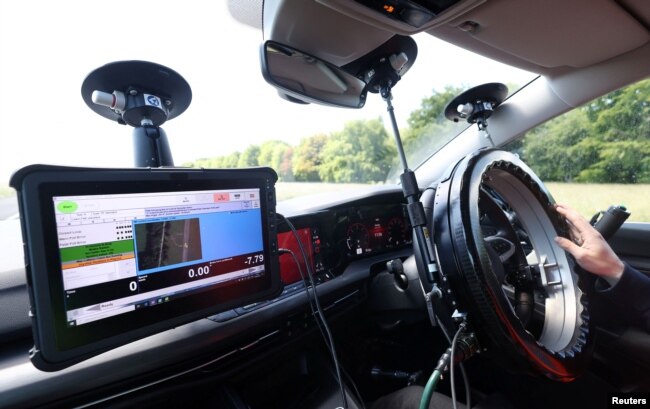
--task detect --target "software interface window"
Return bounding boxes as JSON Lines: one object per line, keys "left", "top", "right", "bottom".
{"left": 53, "top": 189, "right": 264, "bottom": 326}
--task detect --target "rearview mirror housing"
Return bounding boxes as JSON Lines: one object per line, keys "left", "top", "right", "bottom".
{"left": 260, "top": 41, "right": 368, "bottom": 109}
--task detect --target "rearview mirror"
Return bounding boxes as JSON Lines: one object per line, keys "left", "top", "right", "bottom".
{"left": 260, "top": 41, "right": 367, "bottom": 109}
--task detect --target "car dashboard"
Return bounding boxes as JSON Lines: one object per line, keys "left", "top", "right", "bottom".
{"left": 213, "top": 198, "right": 411, "bottom": 316}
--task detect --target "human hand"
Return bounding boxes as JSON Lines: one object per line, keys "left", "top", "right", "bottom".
{"left": 554, "top": 204, "right": 625, "bottom": 281}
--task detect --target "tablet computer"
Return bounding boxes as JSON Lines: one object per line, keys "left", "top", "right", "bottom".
{"left": 10, "top": 165, "right": 281, "bottom": 371}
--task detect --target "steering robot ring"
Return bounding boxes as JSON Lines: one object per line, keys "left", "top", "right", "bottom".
{"left": 427, "top": 149, "right": 593, "bottom": 381}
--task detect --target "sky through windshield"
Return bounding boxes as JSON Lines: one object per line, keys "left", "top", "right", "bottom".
{"left": 0, "top": 1, "right": 535, "bottom": 186}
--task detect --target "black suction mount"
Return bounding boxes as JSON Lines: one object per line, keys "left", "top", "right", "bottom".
{"left": 358, "top": 35, "right": 418, "bottom": 95}
{"left": 81, "top": 60, "right": 192, "bottom": 167}
{"left": 444, "top": 82, "right": 507, "bottom": 130}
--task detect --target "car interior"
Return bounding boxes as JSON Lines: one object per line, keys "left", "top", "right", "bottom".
{"left": 0, "top": 0, "right": 649, "bottom": 408}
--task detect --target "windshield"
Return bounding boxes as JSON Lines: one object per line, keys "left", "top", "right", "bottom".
{"left": 0, "top": 1, "right": 535, "bottom": 217}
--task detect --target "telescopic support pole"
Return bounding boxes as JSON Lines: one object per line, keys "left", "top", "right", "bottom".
{"left": 381, "top": 85, "right": 438, "bottom": 289}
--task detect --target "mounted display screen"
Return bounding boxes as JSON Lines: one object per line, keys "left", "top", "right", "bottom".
{"left": 10, "top": 165, "right": 281, "bottom": 371}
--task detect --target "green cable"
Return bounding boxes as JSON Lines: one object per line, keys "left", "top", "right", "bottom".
{"left": 419, "top": 369, "right": 443, "bottom": 409}
{"left": 420, "top": 322, "right": 466, "bottom": 409}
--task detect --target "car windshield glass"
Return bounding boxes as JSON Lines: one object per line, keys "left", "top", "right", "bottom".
{"left": 0, "top": 1, "right": 535, "bottom": 219}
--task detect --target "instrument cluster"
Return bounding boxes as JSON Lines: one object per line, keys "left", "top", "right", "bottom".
{"left": 339, "top": 204, "right": 412, "bottom": 257}
{"left": 277, "top": 202, "right": 412, "bottom": 283}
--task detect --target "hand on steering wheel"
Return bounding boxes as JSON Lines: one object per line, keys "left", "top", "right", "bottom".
{"left": 554, "top": 204, "right": 624, "bottom": 282}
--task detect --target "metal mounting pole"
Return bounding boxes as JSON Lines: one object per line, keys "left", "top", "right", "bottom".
{"left": 381, "top": 85, "right": 438, "bottom": 289}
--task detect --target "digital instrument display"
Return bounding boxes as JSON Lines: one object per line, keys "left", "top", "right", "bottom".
{"left": 10, "top": 165, "right": 281, "bottom": 371}
{"left": 278, "top": 228, "right": 314, "bottom": 284}
{"left": 342, "top": 204, "right": 412, "bottom": 257}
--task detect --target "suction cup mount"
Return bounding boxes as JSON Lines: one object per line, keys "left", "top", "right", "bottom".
{"left": 444, "top": 83, "right": 508, "bottom": 130}
{"left": 81, "top": 60, "right": 192, "bottom": 167}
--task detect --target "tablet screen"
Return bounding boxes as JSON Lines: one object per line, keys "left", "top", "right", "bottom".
{"left": 11, "top": 166, "right": 281, "bottom": 370}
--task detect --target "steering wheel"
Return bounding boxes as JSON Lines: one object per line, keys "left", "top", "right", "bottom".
{"left": 427, "top": 149, "right": 592, "bottom": 381}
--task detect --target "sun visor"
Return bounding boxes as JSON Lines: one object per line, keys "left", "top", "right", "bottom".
{"left": 444, "top": 0, "right": 649, "bottom": 68}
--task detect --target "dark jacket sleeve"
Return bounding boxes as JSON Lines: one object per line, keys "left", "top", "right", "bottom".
{"left": 595, "top": 264, "right": 650, "bottom": 333}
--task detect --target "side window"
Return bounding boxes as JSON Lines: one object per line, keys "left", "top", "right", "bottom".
{"left": 506, "top": 78, "right": 650, "bottom": 222}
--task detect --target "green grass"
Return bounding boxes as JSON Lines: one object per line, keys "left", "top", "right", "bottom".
{"left": 277, "top": 182, "right": 650, "bottom": 222}
{"left": 546, "top": 182, "right": 650, "bottom": 222}
{"left": 0, "top": 186, "right": 16, "bottom": 198}
{"left": 276, "top": 182, "right": 372, "bottom": 201}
